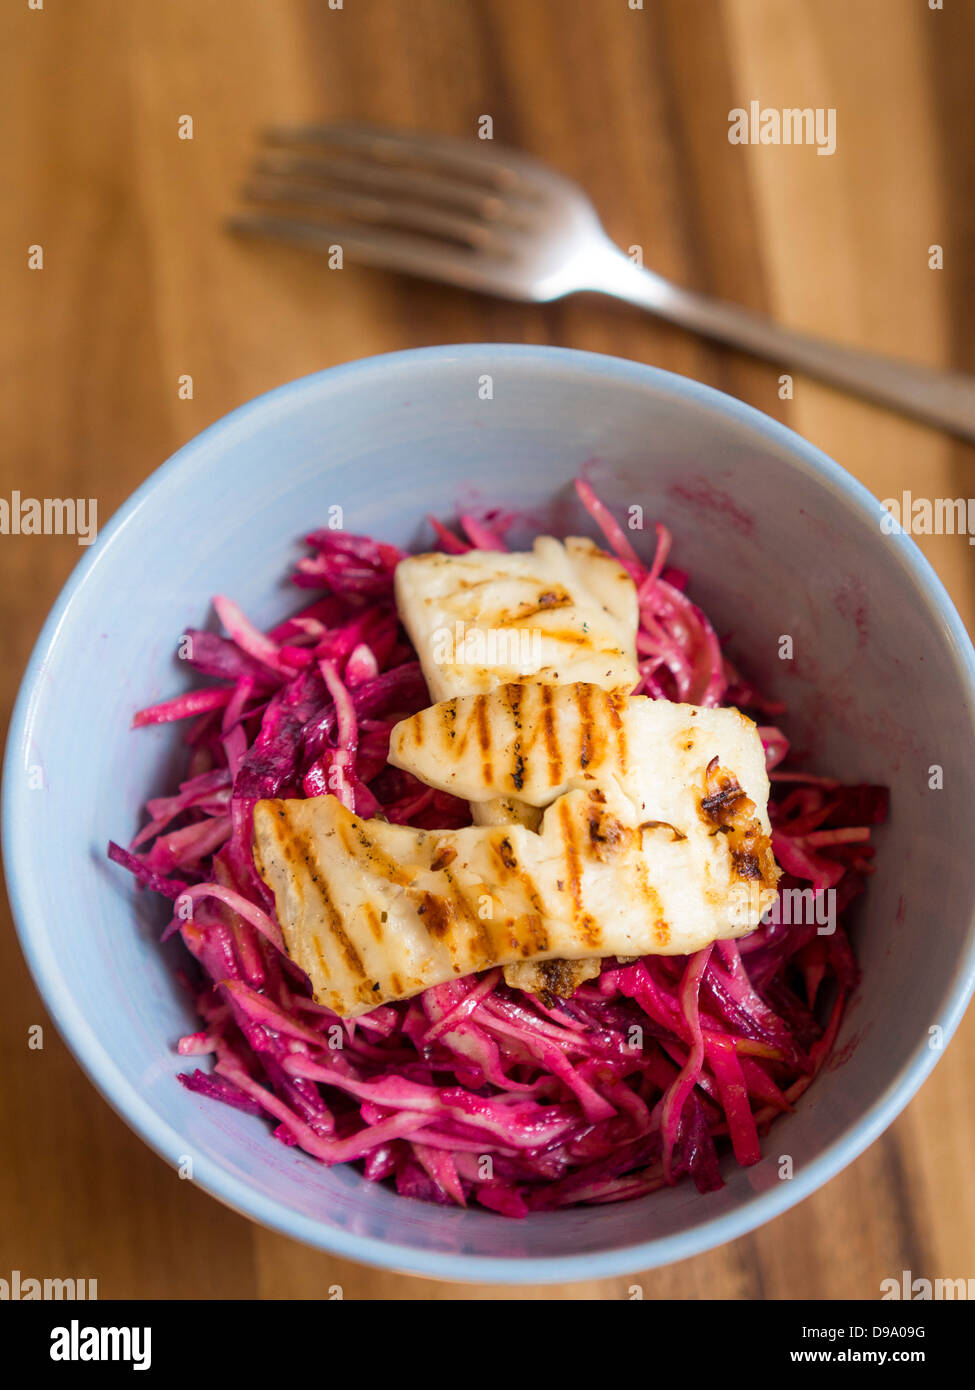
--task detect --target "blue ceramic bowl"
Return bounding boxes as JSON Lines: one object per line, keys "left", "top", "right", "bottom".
{"left": 5, "top": 345, "right": 975, "bottom": 1282}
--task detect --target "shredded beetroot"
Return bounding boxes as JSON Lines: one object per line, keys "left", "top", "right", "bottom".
{"left": 109, "top": 484, "right": 885, "bottom": 1213}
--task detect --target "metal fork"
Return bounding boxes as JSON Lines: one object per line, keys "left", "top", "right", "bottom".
{"left": 231, "top": 123, "right": 975, "bottom": 443}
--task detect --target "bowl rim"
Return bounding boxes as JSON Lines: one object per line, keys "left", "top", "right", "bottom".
{"left": 5, "top": 342, "right": 975, "bottom": 1284}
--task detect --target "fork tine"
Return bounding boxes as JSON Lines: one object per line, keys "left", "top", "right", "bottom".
{"left": 227, "top": 213, "right": 510, "bottom": 294}
{"left": 243, "top": 177, "right": 507, "bottom": 249}
{"left": 263, "top": 123, "right": 539, "bottom": 193}
{"left": 254, "top": 149, "right": 518, "bottom": 221}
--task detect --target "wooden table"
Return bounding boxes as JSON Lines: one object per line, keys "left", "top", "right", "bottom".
{"left": 2, "top": 0, "right": 973, "bottom": 1301}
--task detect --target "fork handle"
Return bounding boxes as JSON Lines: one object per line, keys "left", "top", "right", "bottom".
{"left": 583, "top": 245, "right": 975, "bottom": 444}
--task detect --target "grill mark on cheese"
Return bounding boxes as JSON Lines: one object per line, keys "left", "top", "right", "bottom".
{"left": 488, "top": 833, "right": 550, "bottom": 954}
{"left": 435, "top": 699, "right": 457, "bottom": 758}
{"left": 514, "top": 685, "right": 545, "bottom": 767}
{"left": 634, "top": 858, "right": 670, "bottom": 948}
{"left": 289, "top": 827, "right": 368, "bottom": 983}
{"left": 442, "top": 865, "right": 495, "bottom": 964}
{"left": 701, "top": 756, "right": 751, "bottom": 825}
{"left": 338, "top": 809, "right": 412, "bottom": 887}
{"left": 585, "top": 801, "right": 632, "bottom": 862}
{"left": 417, "top": 889, "right": 453, "bottom": 939}
{"left": 541, "top": 684, "right": 562, "bottom": 785}
{"left": 453, "top": 697, "right": 471, "bottom": 756}
{"left": 509, "top": 686, "right": 548, "bottom": 789}
{"left": 503, "top": 683, "right": 525, "bottom": 792}
{"left": 474, "top": 693, "right": 493, "bottom": 785}
{"left": 504, "top": 682, "right": 525, "bottom": 729}
{"left": 557, "top": 795, "right": 601, "bottom": 950}
{"left": 312, "top": 938, "right": 329, "bottom": 982}
{"left": 495, "top": 836, "right": 518, "bottom": 872}
{"left": 731, "top": 848, "right": 762, "bottom": 880}
{"left": 441, "top": 699, "right": 458, "bottom": 748}
{"left": 272, "top": 830, "right": 295, "bottom": 865}
{"left": 699, "top": 757, "right": 778, "bottom": 891}
{"left": 529, "top": 915, "right": 549, "bottom": 954}
{"left": 542, "top": 627, "right": 592, "bottom": 646}
{"left": 577, "top": 681, "right": 595, "bottom": 770}
{"left": 517, "top": 863, "right": 547, "bottom": 919}
{"left": 519, "top": 912, "right": 547, "bottom": 956}
{"left": 430, "top": 844, "right": 457, "bottom": 872}
{"left": 607, "top": 687, "right": 628, "bottom": 775}
{"left": 362, "top": 901, "right": 385, "bottom": 943}
{"left": 510, "top": 588, "right": 572, "bottom": 619}
{"left": 511, "top": 751, "right": 525, "bottom": 793}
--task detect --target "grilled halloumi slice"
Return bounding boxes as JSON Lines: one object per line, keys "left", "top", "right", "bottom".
{"left": 389, "top": 683, "right": 771, "bottom": 827}
{"left": 253, "top": 772, "right": 778, "bottom": 1018}
{"left": 393, "top": 536, "right": 640, "bottom": 703}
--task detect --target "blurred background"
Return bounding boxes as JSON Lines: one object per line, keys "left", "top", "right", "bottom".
{"left": 1, "top": 0, "right": 973, "bottom": 1300}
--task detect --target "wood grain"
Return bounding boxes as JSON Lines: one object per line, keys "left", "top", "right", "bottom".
{"left": 1, "top": 0, "right": 972, "bottom": 1300}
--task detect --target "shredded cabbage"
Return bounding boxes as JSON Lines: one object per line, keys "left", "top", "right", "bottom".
{"left": 108, "top": 481, "right": 887, "bottom": 1214}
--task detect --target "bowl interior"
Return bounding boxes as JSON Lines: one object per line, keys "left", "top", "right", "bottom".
{"left": 6, "top": 345, "right": 975, "bottom": 1281}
